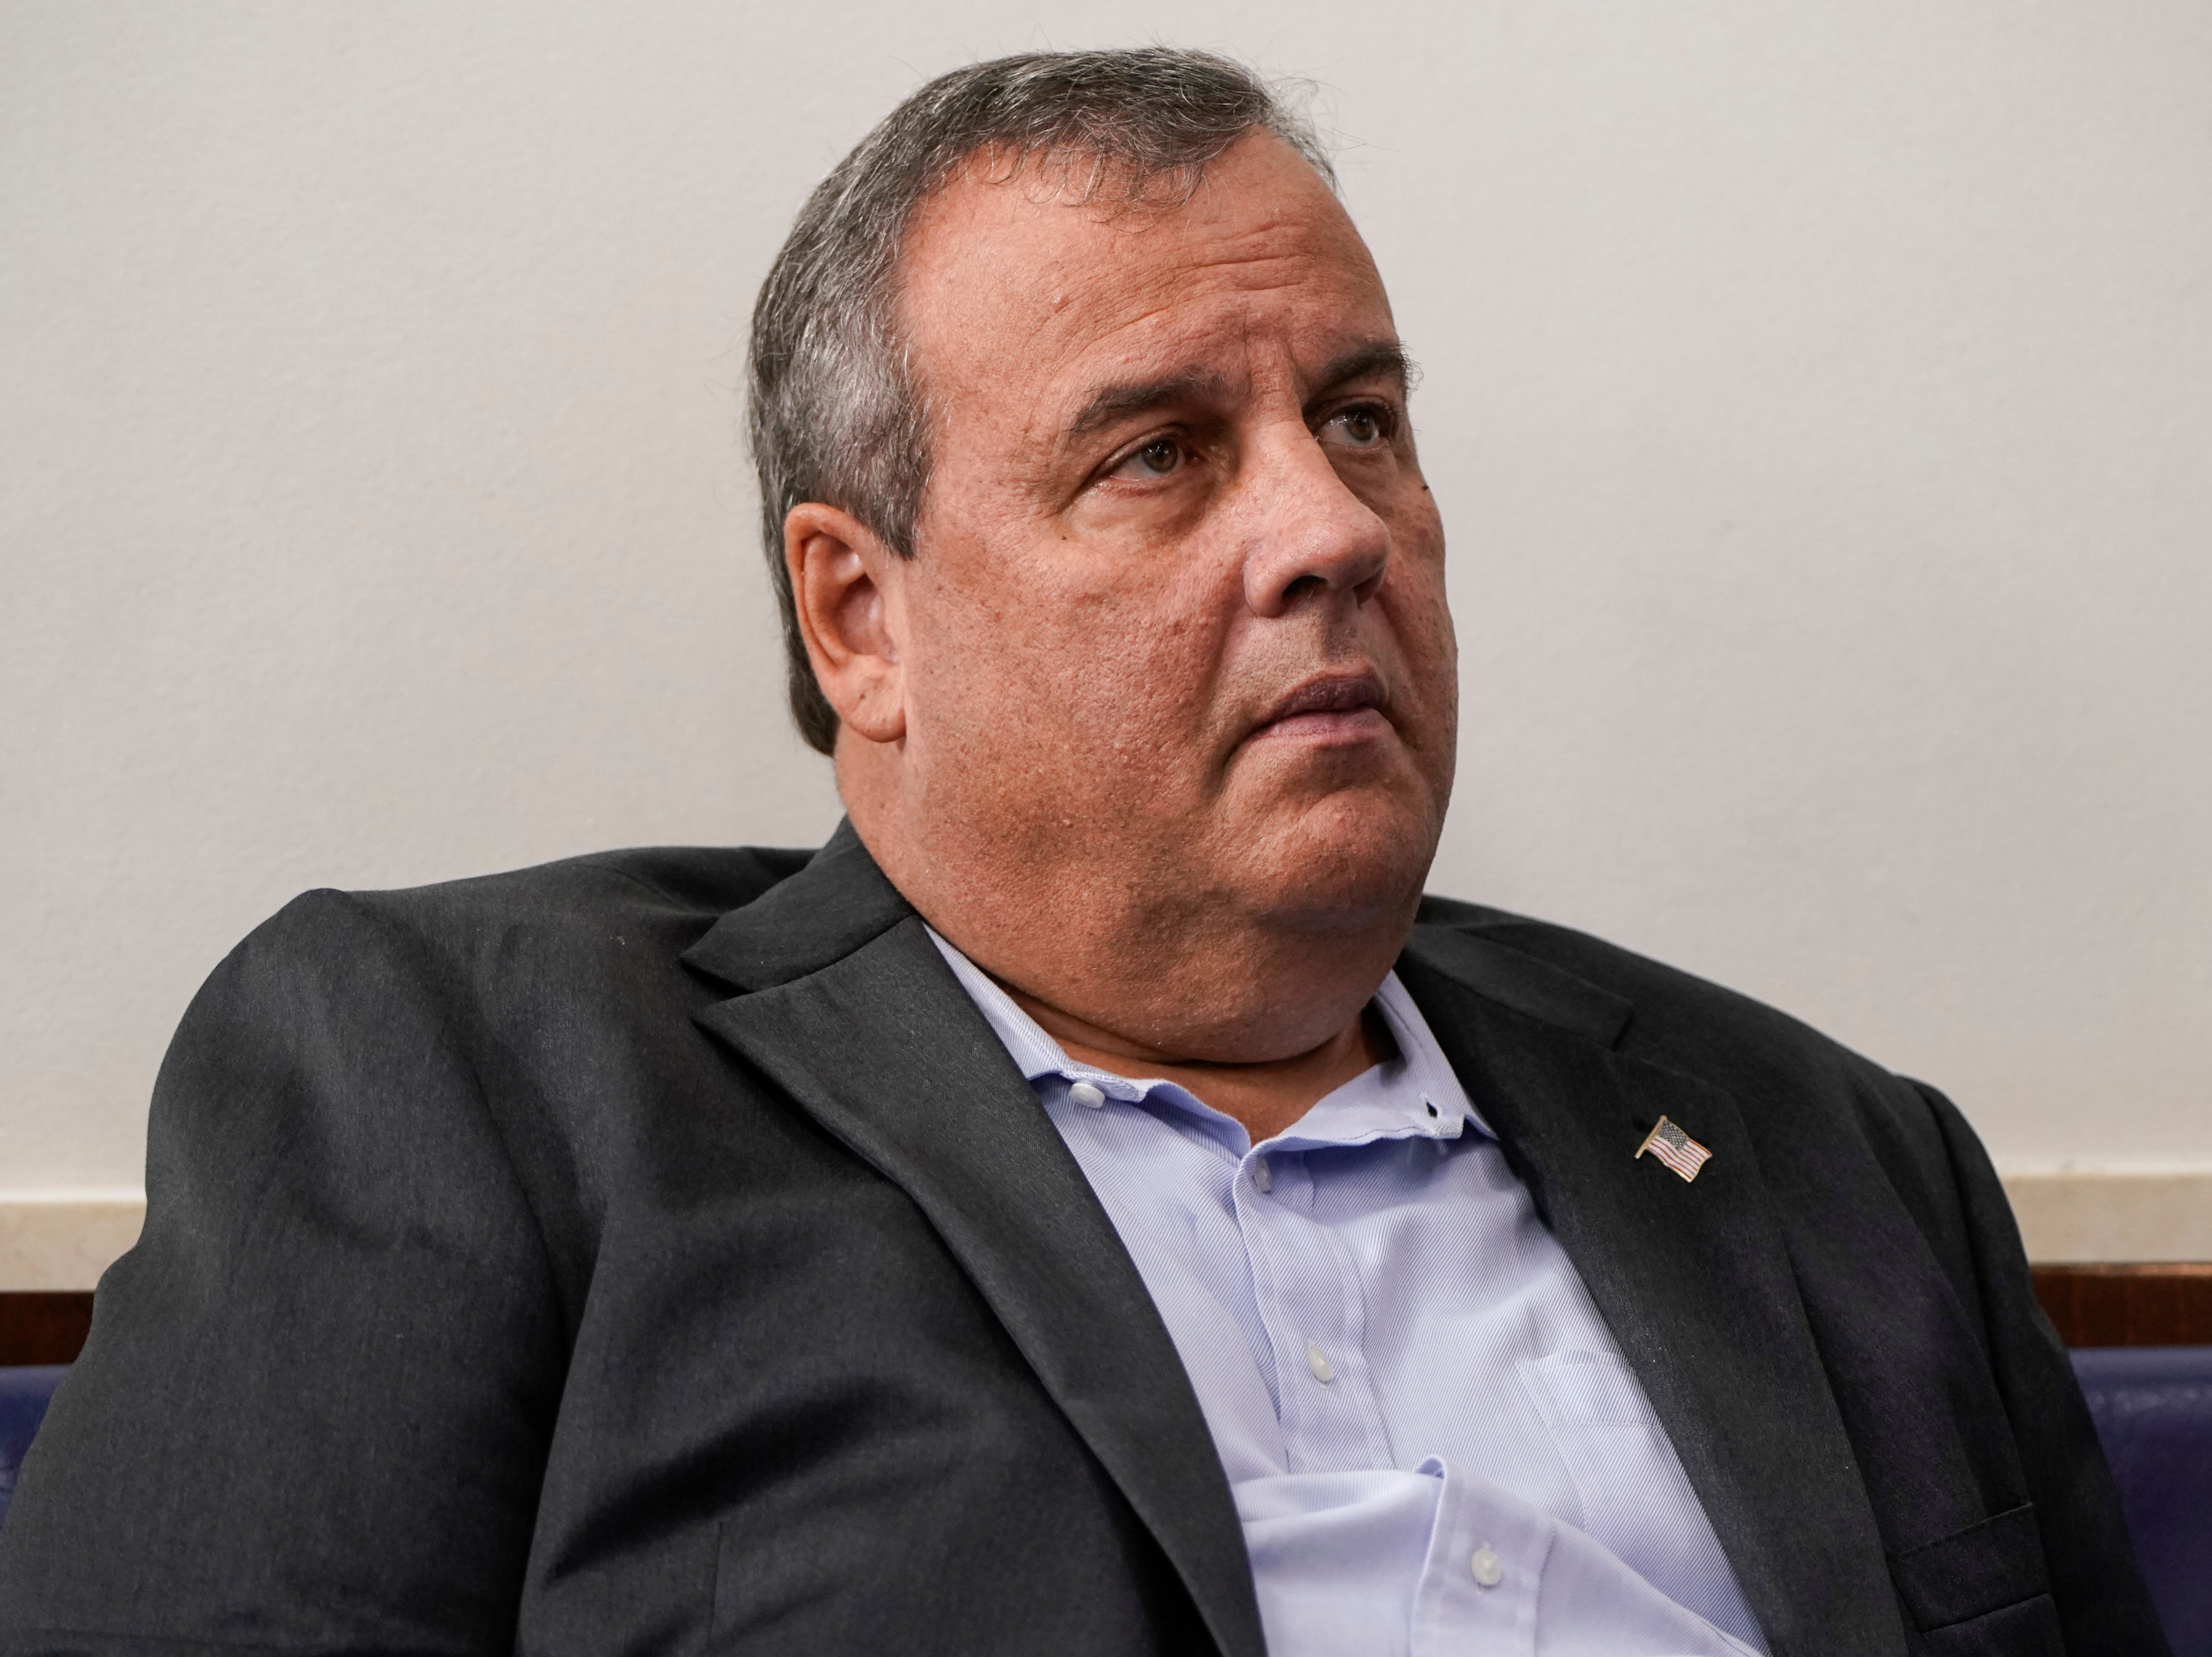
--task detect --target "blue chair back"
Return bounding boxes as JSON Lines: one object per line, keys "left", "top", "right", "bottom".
{"left": 2073, "top": 1346, "right": 2212, "bottom": 1654}
{"left": 0, "top": 1366, "right": 67, "bottom": 1535}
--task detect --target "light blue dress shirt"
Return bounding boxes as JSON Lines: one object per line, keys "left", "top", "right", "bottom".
{"left": 930, "top": 931, "right": 1769, "bottom": 1657}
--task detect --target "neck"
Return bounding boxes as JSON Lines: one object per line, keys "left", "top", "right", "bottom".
{"left": 877, "top": 830, "right": 1414, "bottom": 1070}
{"left": 841, "top": 762, "right": 1422, "bottom": 1144}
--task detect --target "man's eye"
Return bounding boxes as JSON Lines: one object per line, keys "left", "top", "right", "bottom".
{"left": 1327, "top": 406, "right": 1391, "bottom": 448}
{"left": 1113, "top": 437, "right": 1186, "bottom": 480}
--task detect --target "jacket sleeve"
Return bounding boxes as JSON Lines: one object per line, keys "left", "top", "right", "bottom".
{"left": 0, "top": 889, "right": 567, "bottom": 1653}
{"left": 1914, "top": 1082, "right": 2171, "bottom": 1656}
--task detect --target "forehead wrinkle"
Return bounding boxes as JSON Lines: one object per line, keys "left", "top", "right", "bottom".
{"left": 1041, "top": 246, "right": 1341, "bottom": 349}
{"left": 1113, "top": 238, "right": 1338, "bottom": 298}
{"left": 907, "top": 144, "right": 1394, "bottom": 487}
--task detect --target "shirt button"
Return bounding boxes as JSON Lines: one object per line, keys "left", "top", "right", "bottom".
{"left": 1469, "top": 1544, "right": 1503, "bottom": 1589}
{"left": 1305, "top": 1341, "right": 1335, "bottom": 1384}
{"left": 1068, "top": 1081, "right": 1107, "bottom": 1109}
{"left": 1253, "top": 1156, "right": 1273, "bottom": 1193}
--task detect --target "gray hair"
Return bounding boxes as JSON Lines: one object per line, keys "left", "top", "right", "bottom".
{"left": 746, "top": 48, "right": 1336, "bottom": 753}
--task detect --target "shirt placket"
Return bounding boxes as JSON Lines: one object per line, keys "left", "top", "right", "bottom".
{"left": 1410, "top": 1460, "right": 1546, "bottom": 1657}
{"left": 1231, "top": 1144, "right": 1395, "bottom": 1474}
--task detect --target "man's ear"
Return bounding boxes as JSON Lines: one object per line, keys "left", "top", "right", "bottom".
{"left": 785, "top": 502, "right": 907, "bottom": 745}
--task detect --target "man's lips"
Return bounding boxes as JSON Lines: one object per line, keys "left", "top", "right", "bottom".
{"left": 1249, "top": 672, "right": 1393, "bottom": 743}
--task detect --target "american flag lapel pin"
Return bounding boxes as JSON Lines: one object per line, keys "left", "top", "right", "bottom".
{"left": 1635, "top": 1115, "right": 1712, "bottom": 1183}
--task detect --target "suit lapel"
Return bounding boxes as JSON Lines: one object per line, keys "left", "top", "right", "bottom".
{"left": 684, "top": 830, "right": 1264, "bottom": 1657}
{"left": 1398, "top": 926, "right": 1907, "bottom": 1657}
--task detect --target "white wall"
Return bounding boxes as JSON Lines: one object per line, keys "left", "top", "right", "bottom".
{"left": 4, "top": 4, "right": 2207, "bottom": 1223}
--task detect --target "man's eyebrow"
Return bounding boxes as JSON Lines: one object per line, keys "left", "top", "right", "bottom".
{"left": 1305, "top": 341, "right": 1414, "bottom": 406}
{"left": 1063, "top": 368, "right": 1228, "bottom": 444}
{"left": 1058, "top": 341, "right": 1414, "bottom": 448}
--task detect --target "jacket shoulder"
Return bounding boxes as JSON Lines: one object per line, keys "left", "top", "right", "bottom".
{"left": 257, "top": 844, "right": 817, "bottom": 948}
{"left": 210, "top": 846, "right": 822, "bottom": 1041}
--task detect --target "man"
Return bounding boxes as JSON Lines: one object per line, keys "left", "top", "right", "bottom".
{"left": 0, "top": 48, "right": 2163, "bottom": 1657}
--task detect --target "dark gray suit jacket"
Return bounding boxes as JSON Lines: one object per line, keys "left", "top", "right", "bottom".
{"left": 0, "top": 824, "right": 2166, "bottom": 1655}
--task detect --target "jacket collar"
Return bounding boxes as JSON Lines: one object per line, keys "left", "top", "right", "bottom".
{"left": 682, "top": 817, "right": 911, "bottom": 992}
{"left": 1400, "top": 916, "right": 1633, "bottom": 1047}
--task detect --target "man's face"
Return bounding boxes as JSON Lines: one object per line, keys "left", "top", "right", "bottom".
{"left": 883, "top": 131, "right": 1455, "bottom": 942}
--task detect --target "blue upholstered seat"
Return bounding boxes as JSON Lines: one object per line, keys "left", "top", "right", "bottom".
{"left": 2, "top": 1350, "right": 2208, "bottom": 1647}
{"left": 0, "top": 1367, "right": 66, "bottom": 1537}
{"left": 2073, "top": 1346, "right": 2212, "bottom": 1654}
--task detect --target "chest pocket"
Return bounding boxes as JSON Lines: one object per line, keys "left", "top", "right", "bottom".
{"left": 1886, "top": 1503, "right": 2059, "bottom": 1652}
{"left": 1522, "top": 1348, "right": 1658, "bottom": 1426}
{"left": 1518, "top": 1349, "right": 1768, "bottom": 1649}
{"left": 1518, "top": 1349, "right": 1679, "bottom": 1538}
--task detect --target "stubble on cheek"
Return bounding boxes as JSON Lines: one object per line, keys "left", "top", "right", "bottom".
{"left": 903, "top": 553, "right": 1239, "bottom": 905}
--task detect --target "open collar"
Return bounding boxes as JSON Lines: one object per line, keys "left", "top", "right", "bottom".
{"left": 926, "top": 925, "right": 1491, "bottom": 1154}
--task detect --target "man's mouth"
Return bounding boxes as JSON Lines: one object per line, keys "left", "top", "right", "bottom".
{"left": 1250, "top": 671, "right": 1393, "bottom": 743}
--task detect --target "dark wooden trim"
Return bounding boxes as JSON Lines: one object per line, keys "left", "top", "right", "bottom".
{"left": 2033, "top": 1263, "right": 2212, "bottom": 1348}
{"left": 3, "top": 1268, "right": 2206, "bottom": 1367}
{"left": 0, "top": 1292, "right": 95, "bottom": 1366}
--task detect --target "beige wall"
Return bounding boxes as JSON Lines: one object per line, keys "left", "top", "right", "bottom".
{"left": 4, "top": 3, "right": 2207, "bottom": 1278}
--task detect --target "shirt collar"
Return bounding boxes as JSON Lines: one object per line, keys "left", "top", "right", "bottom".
{"left": 927, "top": 926, "right": 1492, "bottom": 1148}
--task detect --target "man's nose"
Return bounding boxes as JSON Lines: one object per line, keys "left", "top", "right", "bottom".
{"left": 1241, "top": 424, "right": 1392, "bottom": 618}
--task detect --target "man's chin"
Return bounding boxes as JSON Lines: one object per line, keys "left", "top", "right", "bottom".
{"left": 1224, "top": 790, "right": 1442, "bottom": 936}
